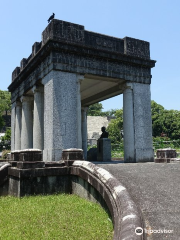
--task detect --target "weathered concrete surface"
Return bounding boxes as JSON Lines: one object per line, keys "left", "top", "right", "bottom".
{"left": 97, "top": 162, "right": 180, "bottom": 240}
{"left": 0, "top": 163, "right": 11, "bottom": 196}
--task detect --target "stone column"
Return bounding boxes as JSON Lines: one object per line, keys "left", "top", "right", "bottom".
{"left": 77, "top": 76, "right": 83, "bottom": 149}
{"left": 15, "top": 101, "right": 22, "bottom": 150}
{"left": 81, "top": 107, "right": 88, "bottom": 160}
{"left": 33, "top": 85, "right": 44, "bottom": 150}
{"left": 42, "top": 71, "right": 83, "bottom": 161}
{"left": 21, "top": 96, "right": 33, "bottom": 150}
{"left": 123, "top": 82, "right": 154, "bottom": 163}
{"left": 123, "top": 84, "right": 135, "bottom": 163}
{"left": 11, "top": 102, "right": 16, "bottom": 151}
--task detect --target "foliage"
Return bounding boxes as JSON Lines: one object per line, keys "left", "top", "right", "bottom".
{"left": 87, "top": 144, "right": 97, "bottom": 151}
{"left": 87, "top": 103, "right": 103, "bottom": 116}
{"left": 107, "top": 109, "right": 123, "bottom": 144}
{"left": 153, "top": 137, "right": 180, "bottom": 150}
{"left": 0, "top": 128, "right": 11, "bottom": 151}
{"left": 89, "top": 100, "right": 180, "bottom": 143}
{"left": 111, "top": 143, "right": 124, "bottom": 158}
{"left": 1, "top": 128, "right": 11, "bottom": 142}
{"left": 101, "top": 109, "right": 118, "bottom": 117}
{"left": 0, "top": 90, "right": 11, "bottom": 113}
{"left": 0, "top": 115, "right": 4, "bottom": 130}
{"left": 0, "top": 194, "right": 113, "bottom": 240}
{"left": 0, "top": 90, "right": 11, "bottom": 130}
{"left": 151, "top": 101, "right": 180, "bottom": 139}
{"left": 1, "top": 149, "right": 11, "bottom": 159}
{"left": 151, "top": 100, "right": 165, "bottom": 137}
{"left": 87, "top": 103, "right": 117, "bottom": 117}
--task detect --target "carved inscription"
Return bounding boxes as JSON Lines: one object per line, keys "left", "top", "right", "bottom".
{"left": 96, "top": 38, "right": 114, "bottom": 49}
{"left": 124, "top": 37, "right": 150, "bottom": 59}
{"left": 54, "top": 21, "right": 84, "bottom": 43}
{"left": 42, "top": 20, "right": 85, "bottom": 44}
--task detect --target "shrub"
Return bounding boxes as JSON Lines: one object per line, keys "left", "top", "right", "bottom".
{"left": 2, "top": 149, "right": 11, "bottom": 159}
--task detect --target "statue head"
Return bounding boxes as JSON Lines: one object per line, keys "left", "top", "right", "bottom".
{"left": 101, "top": 126, "right": 106, "bottom": 132}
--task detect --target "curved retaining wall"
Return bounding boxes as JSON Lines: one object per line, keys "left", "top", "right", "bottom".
{"left": 70, "top": 161, "right": 144, "bottom": 240}
{"left": 6, "top": 160, "right": 144, "bottom": 239}
{"left": 0, "top": 163, "right": 11, "bottom": 195}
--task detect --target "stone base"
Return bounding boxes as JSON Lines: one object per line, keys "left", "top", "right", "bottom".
{"left": 20, "top": 149, "right": 42, "bottom": 161}
{"left": 156, "top": 148, "right": 176, "bottom": 158}
{"left": 11, "top": 151, "right": 21, "bottom": 161}
{"left": 62, "top": 148, "right": 84, "bottom": 166}
{"left": 155, "top": 158, "right": 180, "bottom": 163}
{"left": 97, "top": 139, "right": 111, "bottom": 162}
{"left": 11, "top": 149, "right": 42, "bottom": 162}
{"left": 136, "top": 148, "right": 154, "bottom": 163}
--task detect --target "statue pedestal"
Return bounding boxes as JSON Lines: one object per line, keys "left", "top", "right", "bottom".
{"left": 97, "top": 139, "right": 111, "bottom": 162}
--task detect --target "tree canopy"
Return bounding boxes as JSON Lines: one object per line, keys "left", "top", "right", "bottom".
{"left": 0, "top": 90, "right": 11, "bottom": 130}
{"left": 88, "top": 100, "right": 180, "bottom": 143}
{"left": 87, "top": 103, "right": 117, "bottom": 117}
{"left": 106, "top": 109, "right": 123, "bottom": 143}
{"left": 87, "top": 103, "right": 103, "bottom": 116}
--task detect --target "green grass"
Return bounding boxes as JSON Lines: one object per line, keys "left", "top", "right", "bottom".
{"left": 0, "top": 194, "right": 113, "bottom": 240}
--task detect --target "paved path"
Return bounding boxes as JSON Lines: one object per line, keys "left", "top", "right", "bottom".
{"left": 97, "top": 162, "right": 180, "bottom": 240}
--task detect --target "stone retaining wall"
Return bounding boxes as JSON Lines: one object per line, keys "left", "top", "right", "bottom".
{"left": 0, "top": 160, "right": 144, "bottom": 240}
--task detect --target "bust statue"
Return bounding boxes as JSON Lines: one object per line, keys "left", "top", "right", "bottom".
{"left": 100, "top": 126, "right": 108, "bottom": 138}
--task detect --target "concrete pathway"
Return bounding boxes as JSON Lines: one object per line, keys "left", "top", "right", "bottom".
{"left": 97, "top": 162, "right": 180, "bottom": 240}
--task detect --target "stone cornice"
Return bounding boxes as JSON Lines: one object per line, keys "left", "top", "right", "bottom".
{"left": 9, "top": 19, "right": 156, "bottom": 94}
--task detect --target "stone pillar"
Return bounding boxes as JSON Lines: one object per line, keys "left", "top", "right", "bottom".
{"left": 33, "top": 86, "right": 44, "bottom": 150}
{"left": 11, "top": 102, "right": 16, "bottom": 151}
{"left": 123, "top": 82, "right": 154, "bottom": 163}
{"left": 42, "top": 71, "right": 83, "bottom": 161}
{"left": 77, "top": 77, "right": 83, "bottom": 149}
{"left": 21, "top": 96, "right": 33, "bottom": 150}
{"left": 15, "top": 101, "right": 22, "bottom": 150}
{"left": 123, "top": 85, "right": 135, "bottom": 163}
{"left": 81, "top": 107, "right": 88, "bottom": 160}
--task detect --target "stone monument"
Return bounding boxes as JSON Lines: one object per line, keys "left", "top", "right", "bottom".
{"left": 8, "top": 19, "right": 156, "bottom": 163}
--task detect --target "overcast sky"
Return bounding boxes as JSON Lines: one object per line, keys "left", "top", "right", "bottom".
{"left": 1, "top": 0, "right": 180, "bottom": 111}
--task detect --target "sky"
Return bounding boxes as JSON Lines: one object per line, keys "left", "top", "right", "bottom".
{"left": 0, "top": 0, "right": 180, "bottom": 111}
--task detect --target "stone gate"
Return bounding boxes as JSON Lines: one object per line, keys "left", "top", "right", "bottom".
{"left": 8, "top": 19, "right": 156, "bottom": 162}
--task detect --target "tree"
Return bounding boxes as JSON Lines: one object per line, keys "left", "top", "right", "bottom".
{"left": 163, "top": 110, "right": 180, "bottom": 139}
{"left": 87, "top": 103, "right": 103, "bottom": 116}
{"left": 101, "top": 109, "right": 118, "bottom": 117}
{"left": 1, "top": 128, "right": 11, "bottom": 142}
{"left": 0, "top": 90, "right": 11, "bottom": 114}
{"left": 88, "top": 100, "right": 180, "bottom": 142}
{"left": 151, "top": 101, "right": 180, "bottom": 139}
{"left": 107, "top": 109, "right": 123, "bottom": 143}
{"left": 151, "top": 100, "right": 165, "bottom": 137}
{"left": 0, "top": 90, "right": 11, "bottom": 130}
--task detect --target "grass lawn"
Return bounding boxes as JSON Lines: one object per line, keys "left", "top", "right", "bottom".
{"left": 0, "top": 194, "right": 113, "bottom": 240}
